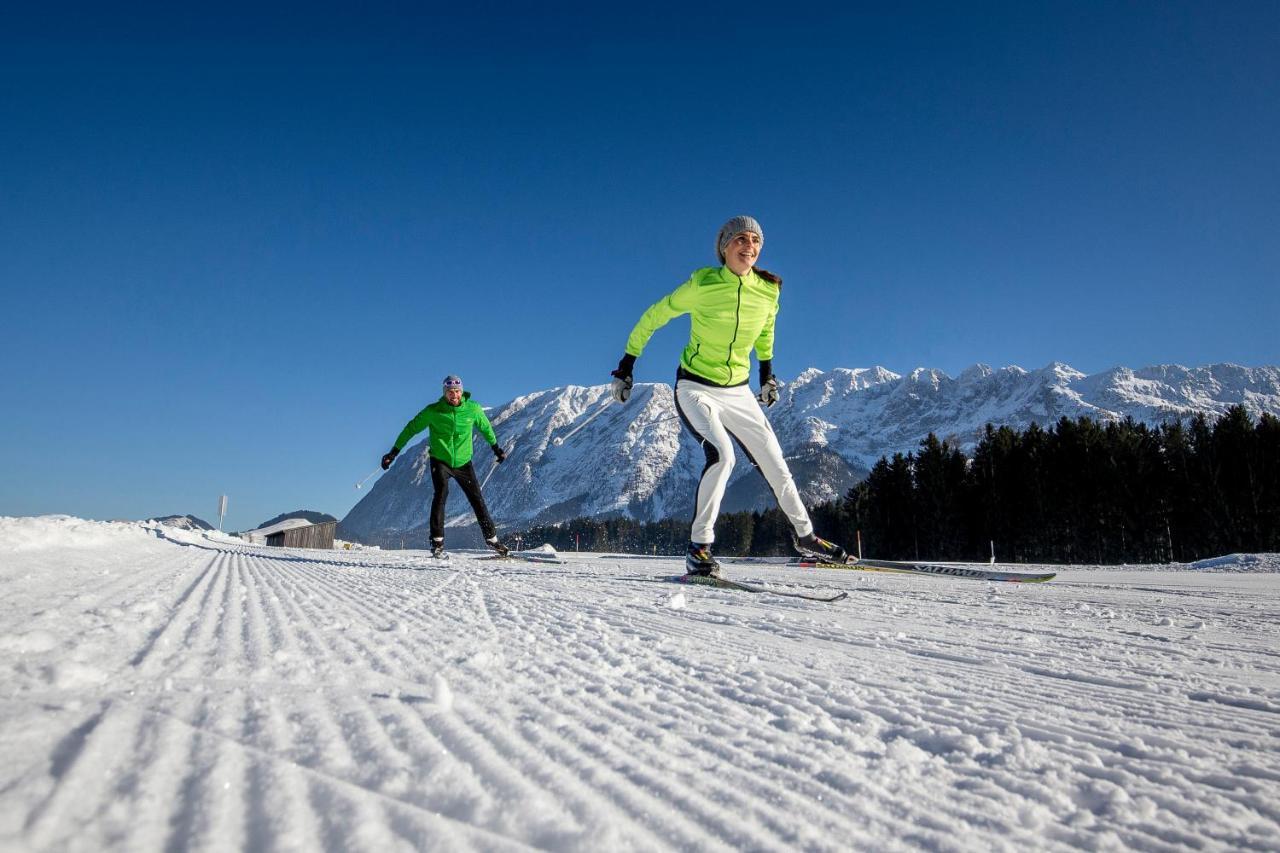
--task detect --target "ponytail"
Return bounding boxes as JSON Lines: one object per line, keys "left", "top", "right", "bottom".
{"left": 753, "top": 266, "right": 782, "bottom": 288}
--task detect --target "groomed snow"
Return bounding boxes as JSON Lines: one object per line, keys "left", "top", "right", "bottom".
{"left": 1, "top": 516, "right": 1277, "bottom": 851}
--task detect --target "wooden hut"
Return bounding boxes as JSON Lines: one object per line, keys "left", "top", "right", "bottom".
{"left": 266, "top": 521, "right": 336, "bottom": 550}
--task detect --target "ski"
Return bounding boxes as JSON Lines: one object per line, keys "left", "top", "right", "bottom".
{"left": 479, "top": 552, "right": 565, "bottom": 565}
{"left": 665, "top": 574, "right": 848, "bottom": 602}
{"left": 792, "top": 557, "right": 1056, "bottom": 583}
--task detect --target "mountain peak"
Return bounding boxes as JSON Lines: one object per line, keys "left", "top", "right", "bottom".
{"left": 958, "top": 363, "right": 993, "bottom": 383}
{"left": 1037, "top": 361, "right": 1087, "bottom": 382}
{"left": 256, "top": 510, "right": 337, "bottom": 530}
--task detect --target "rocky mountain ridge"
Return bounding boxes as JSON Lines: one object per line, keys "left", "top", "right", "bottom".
{"left": 339, "top": 362, "right": 1280, "bottom": 546}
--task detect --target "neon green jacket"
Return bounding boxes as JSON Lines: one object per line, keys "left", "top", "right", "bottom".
{"left": 392, "top": 392, "right": 498, "bottom": 467}
{"left": 625, "top": 265, "right": 779, "bottom": 386}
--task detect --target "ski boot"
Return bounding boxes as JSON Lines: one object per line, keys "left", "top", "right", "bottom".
{"left": 685, "top": 542, "right": 722, "bottom": 578}
{"left": 431, "top": 538, "right": 445, "bottom": 559}
{"left": 793, "top": 533, "right": 849, "bottom": 564}
{"left": 485, "top": 536, "right": 510, "bottom": 557}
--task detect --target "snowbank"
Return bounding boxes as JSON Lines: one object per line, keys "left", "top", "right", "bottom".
{"left": 0, "top": 515, "right": 159, "bottom": 553}
{"left": 1189, "top": 552, "right": 1280, "bottom": 572}
{"left": 334, "top": 538, "right": 381, "bottom": 551}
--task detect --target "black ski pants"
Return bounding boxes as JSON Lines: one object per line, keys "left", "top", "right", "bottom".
{"left": 429, "top": 458, "right": 497, "bottom": 541}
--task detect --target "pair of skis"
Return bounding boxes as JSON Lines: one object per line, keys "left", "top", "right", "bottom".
{"left": 431, "top": 547, "right": 1051, "bottom": 599}
{"left": 417, "top": 550, "right": 565, "bottom": 566}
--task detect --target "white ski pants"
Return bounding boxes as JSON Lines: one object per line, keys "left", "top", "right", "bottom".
{"left": 674, "top": 380, "right": 813, "bottom": 545}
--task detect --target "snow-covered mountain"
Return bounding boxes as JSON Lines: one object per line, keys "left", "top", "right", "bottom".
{"left": 148, "top": 514, "right": 214, "bottom": 531}
{"left": 255, "top": 510, "right": 337, "bottom": 530}
{"left": 340, "top": 362, "right": 1280, "bottom": 544}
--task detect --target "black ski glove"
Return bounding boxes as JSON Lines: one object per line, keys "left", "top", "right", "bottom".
{"left": 610, "top": 353, "right": 636, "bottom": 403}
{"left": 381, "top": 447, "right": 400, "bottom": 470}
{"left": 757, "top": 360, "right": 779, "bottom": 407}
{"left": 492, "top": 445, "right": 506, "bottom": 463}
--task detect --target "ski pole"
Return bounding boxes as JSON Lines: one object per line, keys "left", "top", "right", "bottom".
{"left": 355, "top": 468, "right": 381, "bottom": 490}
{"left": 480, "top": 458, "right": 499, "bottom": 489}
{"left": 552, "top": 398, "right": 614, "bottom": 446}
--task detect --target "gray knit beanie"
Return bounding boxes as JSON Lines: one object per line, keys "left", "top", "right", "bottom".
{"left": 715, "top": 215, "right": 764, "bottom": 263}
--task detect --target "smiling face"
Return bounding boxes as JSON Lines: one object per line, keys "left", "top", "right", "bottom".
{"left": 722, "top": 231, "right": 762, "bottom": 275}
{"left": 444, "top": 387, "right": 463, "bottom": 405}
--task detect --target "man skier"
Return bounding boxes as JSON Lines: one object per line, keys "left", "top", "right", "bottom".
{"left": 380, "top": 375, "right": 509, "bottom": 558}
{"left": 609, "top": 215, "right": 850, "bottom": 577}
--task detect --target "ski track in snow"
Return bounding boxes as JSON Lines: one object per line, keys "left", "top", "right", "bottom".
{"left": 1, "top": 522, "right": 1278, "bottom": 851}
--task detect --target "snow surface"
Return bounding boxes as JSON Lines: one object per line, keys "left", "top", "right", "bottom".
{"left": 2, "top": 516, "right": 1278, "bottom": 851}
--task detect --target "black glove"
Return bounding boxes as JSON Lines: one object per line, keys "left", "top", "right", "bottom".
{"left": 492, "top": 445, "right": 506, "bottom": 463}
{"left": 381, "top": 447, "right": 400, "bottom": 470}
{"left": 757, "top": 360, "right": 778, "bottom": 407}
{"left": 610, "top": 353, "right": 636, "bottom": 403}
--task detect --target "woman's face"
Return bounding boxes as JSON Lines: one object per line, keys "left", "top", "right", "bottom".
{"left": 723, "top": 231, "right": 762, "bottom": 275}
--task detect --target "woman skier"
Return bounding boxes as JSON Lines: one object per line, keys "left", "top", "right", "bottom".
{"left": 380, "top": 375, "right": 509, "bottom": 558}
{"left": 609, "top": 215, "right": 849, "bottom": 576}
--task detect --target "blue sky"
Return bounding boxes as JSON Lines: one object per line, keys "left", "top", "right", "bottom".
{"left": 2, "top": 2, "right": 1277, "bottom": 530}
